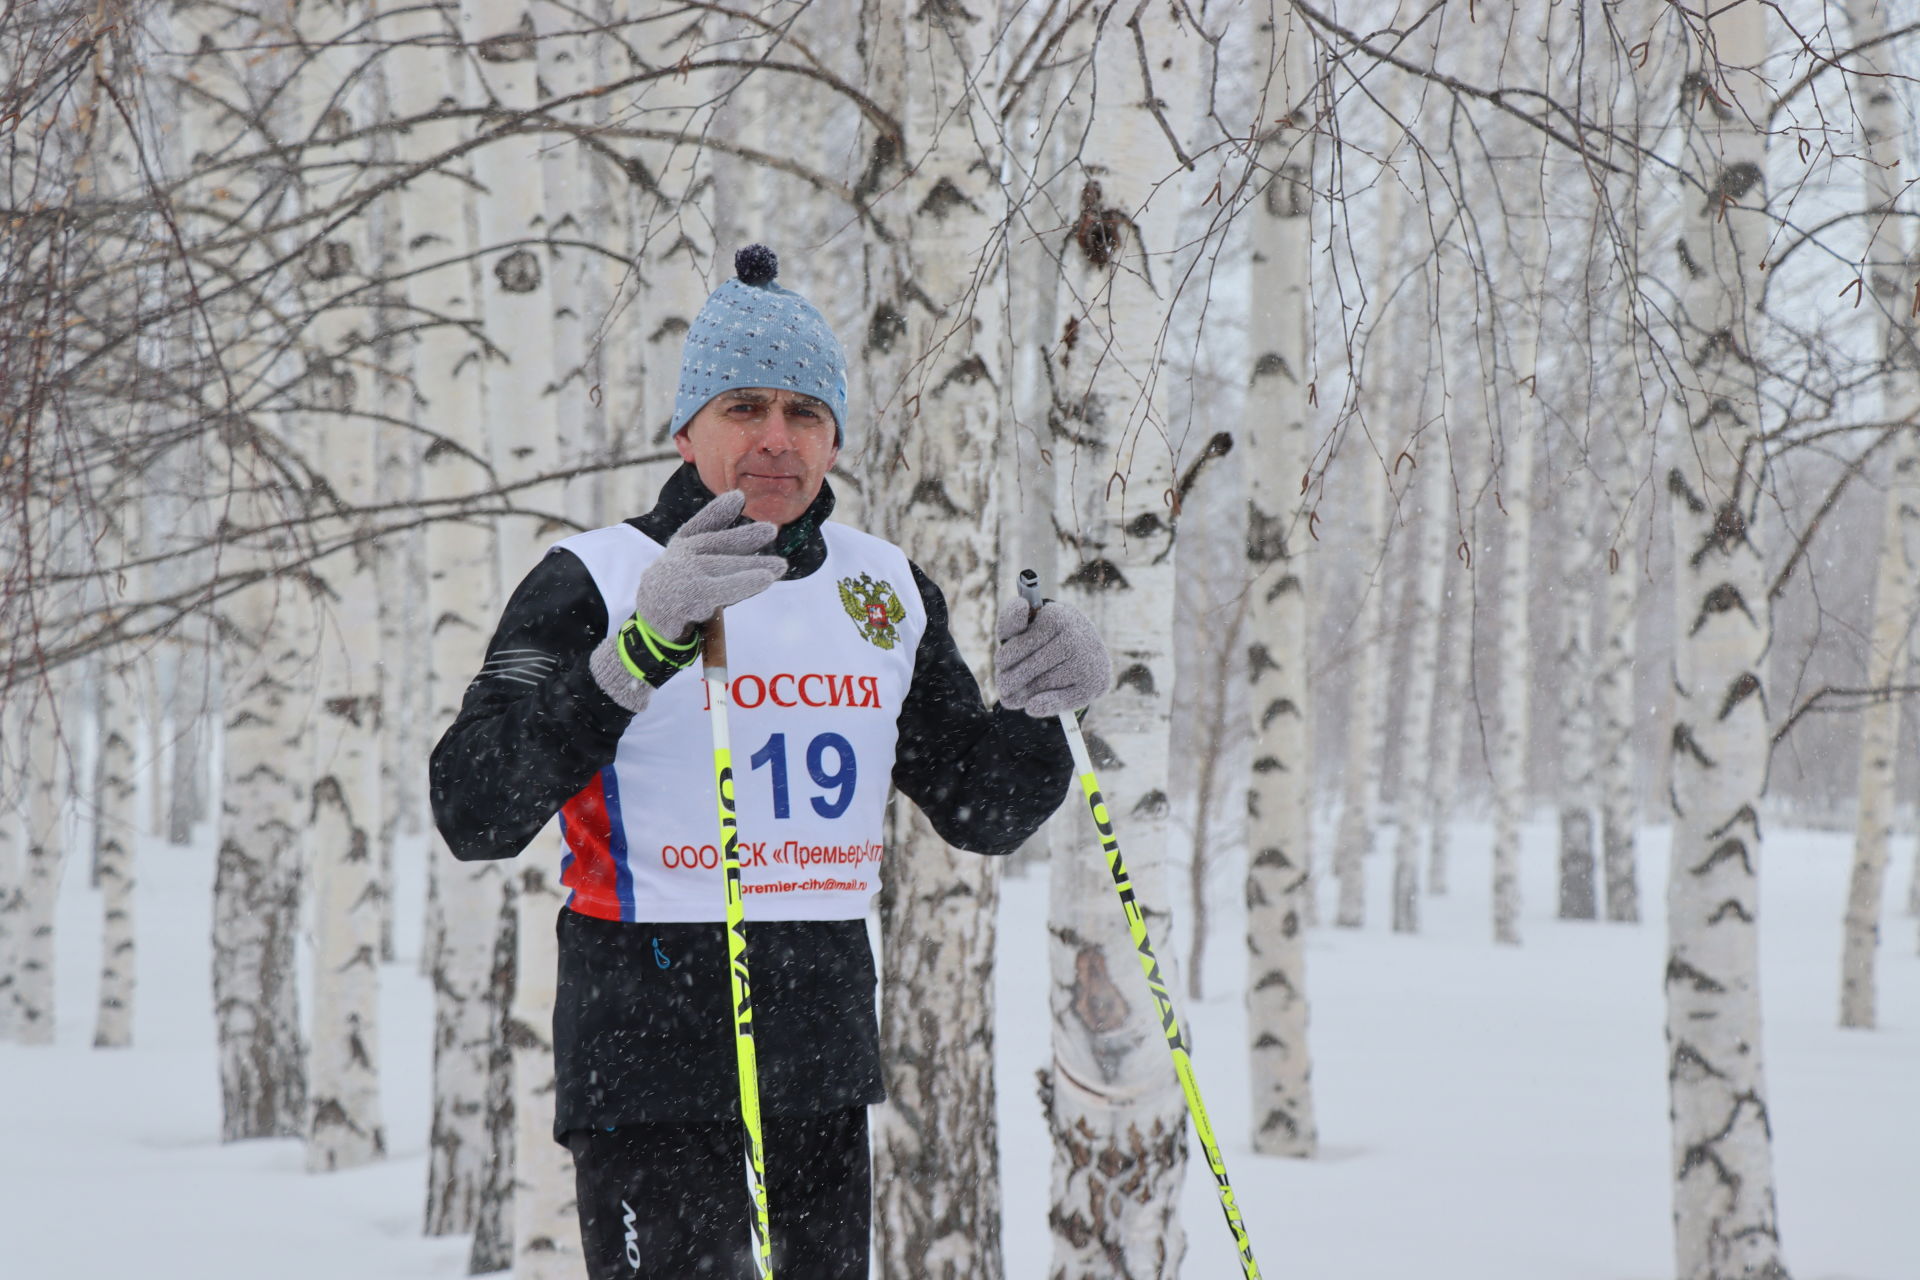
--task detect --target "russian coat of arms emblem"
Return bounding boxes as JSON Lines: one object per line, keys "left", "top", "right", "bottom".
{"left": 837, "top": 573, "right": 907, "bottom": 649}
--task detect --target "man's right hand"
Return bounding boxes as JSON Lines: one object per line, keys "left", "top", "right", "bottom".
{"left": 625, "top": 489, "right": 785, "bottom": 664}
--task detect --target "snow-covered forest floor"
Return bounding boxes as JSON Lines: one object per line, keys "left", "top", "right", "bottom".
{"left": 2, "top": 817, "right": 1914, "bottom": 1280}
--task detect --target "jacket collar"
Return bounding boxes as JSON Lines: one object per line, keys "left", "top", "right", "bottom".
{"left": 630, "top": 463, "right": 837, "bottom": 580}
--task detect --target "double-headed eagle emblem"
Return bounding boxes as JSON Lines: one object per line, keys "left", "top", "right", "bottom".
{"left": 838, "top": 573, "right": 906, "bottom": 649}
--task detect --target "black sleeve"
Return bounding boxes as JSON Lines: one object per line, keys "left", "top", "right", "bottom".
{"left": 891, "top": 563, "right": 1073, "bottom": 856}
{"left": 429, "top": 549, "right": 641, "bottom": 861}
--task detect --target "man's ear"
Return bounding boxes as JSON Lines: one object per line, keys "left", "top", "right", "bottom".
{"left": 674, "top": 427, "right": 696, "bottom": 464}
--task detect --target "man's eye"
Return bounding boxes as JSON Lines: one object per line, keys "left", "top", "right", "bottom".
{"left": 791, "top": 406, "right": 820, "bottom": 419}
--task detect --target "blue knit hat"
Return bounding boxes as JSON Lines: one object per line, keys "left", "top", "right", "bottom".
{"left": 671, "top": 245, "right": 850, "bottom": 447}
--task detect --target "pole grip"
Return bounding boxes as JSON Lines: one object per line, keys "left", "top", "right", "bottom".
{"left": 702, "top": 609, "right": 728, "bottom": 671}
{"left": 1017, "top": 568, "right": 1043, "bottom": 621}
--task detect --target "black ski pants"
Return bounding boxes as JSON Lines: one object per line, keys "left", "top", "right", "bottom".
{"left": 569, "top": 1107, "right": 869, "bottom": 1279}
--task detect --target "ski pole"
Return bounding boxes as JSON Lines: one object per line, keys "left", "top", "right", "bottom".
{"left": 1019, "top": 569, "right": 1263, "bottom": 1280}
{"left": 701, "top": 610, "right": 775, "bottom": 1280}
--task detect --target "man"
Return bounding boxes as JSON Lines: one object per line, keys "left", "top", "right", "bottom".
{"left": 430, "top": 245, "right": 1110, "bottom": 1278}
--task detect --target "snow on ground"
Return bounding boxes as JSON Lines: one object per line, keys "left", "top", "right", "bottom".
{"left": 2, "top": 817, "right": 1914, "bottom": 1278}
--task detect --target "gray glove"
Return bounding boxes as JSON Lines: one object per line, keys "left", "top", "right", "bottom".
{"left": 995, "top": 596, "right": 1112, "bottom": 717}
{"left": 633, "top": 489, "right": 784, "bottom": 642}
{"left": 590, "top": 490, "right": 785, "bottom": 712}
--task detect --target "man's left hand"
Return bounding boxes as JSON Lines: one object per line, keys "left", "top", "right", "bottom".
{"left": 994, "top": 597, "right": 1112, "bottom": 717}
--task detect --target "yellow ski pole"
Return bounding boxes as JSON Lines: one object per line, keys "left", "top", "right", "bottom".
{"left": 1019, "top": 570, "right": 1263, "bottom": 1280}
{"left": 701, "top": 610, "right": 774, "bottom": 1279}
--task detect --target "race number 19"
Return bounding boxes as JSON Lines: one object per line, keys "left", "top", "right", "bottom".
{"left": 747, "top": 732, "right": 857, "bottom": 819}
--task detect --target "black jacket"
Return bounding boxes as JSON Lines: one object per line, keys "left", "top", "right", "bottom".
{"left": 430, "top": 464, "right": 1071, "bottom": 1132}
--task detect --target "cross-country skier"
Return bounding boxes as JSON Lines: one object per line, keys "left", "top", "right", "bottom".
{"left": 429, "top": 244, "right": 1112, "bottom": 1278}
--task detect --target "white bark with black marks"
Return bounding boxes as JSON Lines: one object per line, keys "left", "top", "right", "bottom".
{"left": 93, "top": 664, "right": 138, "bottom": 1049}
{"left": 1490, "top": 183, "right": 1545, "bottom": 947}
{"left": 13, "top": 695, "right": 66, "bottom": 1045}
{"left": 1662, "top": 9, "right": 1791, "bottom": 1277}
{"left": 297, "top": 0, "right": 387, "bottom": 1173}
{"left": 1043, "top": 2, "right": 1201, "bottom": 1270}
{"left": 1329, "top": 457, "right": 1385, "bottom": 931}
{"left": 214, "top": 616, "right": 311, "bottom": 1138}
{"left": 466, "top": 0, "right": 563, "bottom": 584}
{"left": 1598, "top": 389, "right": 1645, "bottom": 924}
{"left": 1392, "top": 433, "right": 1446, "bottom": 934}
{"left": 0, "top": 739, "right": 18, "bottom": 1041}
{"left": 1244, "top": 1, "right": 1318, "bottom": 1158}
{"left": 401, "top": 2, "right": 506, "bottom": 1234}
{"left": 510, "top": 863, "right": 580, "bottom": 1278}
{"left": 1425, "top": 434, "right": 1482, "bottom": 901}
{"left": 1555, "top": 465, "right": 1599, "bottom": 921}
{"left": 467, "top": 876, "right": 519, "bottom": 1274}
{"left": 864, "top": 0, "right": 1010, "bottom": 1272}
{"left": 1839, "top": 0, "right": 1920, "bottom": 1032}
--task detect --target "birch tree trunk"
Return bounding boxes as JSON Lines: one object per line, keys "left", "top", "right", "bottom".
{"left": 1329, "top": 110, "right": 1417, "bottom": 933}
{"left": 0, "top": 733, "right": 18, "bottom": 1040}
{"left": 93, "top": 659, "right": 138, "bottom": 1049}
{"left": 1425, "top": 435, "right": 1481, "bottom": 899}
{"left": 298, "top": 0, "right": 387, "bottom": 1173}
{"left": 1555, "top": 465, "right": 1599, "bottom": 920}
{"left": 1044, "top": 3, "right": 1199, "bottom": 1271}
{"left": 469, "top": 875, "right": 519, "bottom": 1273}
{"left": 403, "top": 1, "right": 508, "bottom": 1235}
{"left": 1838, "top": 0, "right": 1920, "bottom": 1031}
{"left": 1489, "top": 185, "right": 1545, "bottom": 948}
{"left": 1329, "top": 460, "right": 1386, "bottom": 931}
{"left": 509, "top": 863, "right": 579, "bottom": 1278}
{"left": 12, "top": 691, "right": 66, "bottom": 1045}
{"left": 1391, "top": 423, "right": 1446, "bottom": 934}
{"left": 1244, "top": 3, "right": 1318, "bottom": 1156}
{"left": 468, "top": 0, "right": 563, "bottom": 583}
{"left": 1662, "top": 8, "right": 1791, "bottom": 1276}
{"left": 369, "top": 26, "right": 421, "bottom": 960}
{"left": 214, "top": 589, "right": 312, "bottom": 1138}
{"left": 166, "top": 653, "right": 210, "bottom": 844}
{"left": 864, "top": 0, "right": 1010, "bottom": 1269}
{"left": 1598, "top": 410, "right": 1644, "bottom": 923}
{"left": 460, "top": 4, "right": 574, "bottom": 1264}
{"left": 180, "top": 0, "right": 312, "bottom": 1141}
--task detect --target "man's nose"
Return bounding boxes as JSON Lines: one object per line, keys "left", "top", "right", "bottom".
{"left": 758, "top": 406, "right": 799, "bottom": 449}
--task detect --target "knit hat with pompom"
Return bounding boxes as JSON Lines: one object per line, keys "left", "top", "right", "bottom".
{"left": 670, "top": 245, "right": 850, "bottom": 447}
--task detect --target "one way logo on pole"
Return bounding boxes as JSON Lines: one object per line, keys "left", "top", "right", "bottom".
{"left": 837, "top": 573, "right": 906, "bottom": 649}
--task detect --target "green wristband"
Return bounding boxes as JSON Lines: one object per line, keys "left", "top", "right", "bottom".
{"left": 617, "top": 613, "right": 701, "bottom": 687}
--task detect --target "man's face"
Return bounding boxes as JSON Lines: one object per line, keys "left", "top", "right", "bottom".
{"left": 675, "top": 388, "right": 841, "bottom": 526}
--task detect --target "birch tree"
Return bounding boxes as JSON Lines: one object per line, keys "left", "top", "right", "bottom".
{"left": 1043, "top": 2, "right": 1202, "bottom": 1269}
{"left": 1489, "top": 186, "right": 1545, "bottom": 949}
{"left": 509, "top": 860, "right": 579, "bottom": 1278}
{"left": 165, "top": 0, "right": 315, "bottom": 1140}
{"left": 12, "top": 694, "right": 66, "bottom": 1044}
{"left": 460, "top": 1, "right": 574, "bottom": 1264}
{"left": 0, "top": 746, "right": 18, "bottom": 1041}
{"left": 410, "top": 0, "right": 511, "bottom": 1237}
{"left": 92, "top": 659, "right": 138, "bottom": 1049}
{"left": 81, "top": 54, "right": 143, "bottom": 1051}
{"left": 1391, "top": 410, "right": 1446, "bottom": 934}
{"left": 1838, "top": 0, "right": 1920, "bottom": 1032}
{"left": 1660, "top": 7, "right": 1791, "bottom": 1274}
{"left": 1554, "top": 456, "right": 1599, "bottom": 920}
{"left": 862, "top": 0, "right": 1010, "bottom": 1270}
{"left": 299, "top": 0, "right": 388, "bottom": 1172}
{"left": 1424, "top": 434, "right": 1481, "bottom": 900}
{"left": 1244, "top": 0, "right": 1318, "bottom": 1158}
{"left": 1598, "top": 413, "right": 1645, "bottom": 925}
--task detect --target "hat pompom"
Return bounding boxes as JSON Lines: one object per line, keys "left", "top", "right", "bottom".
{"left": 735, "top": 244, "right": 778, "bottom": 287}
